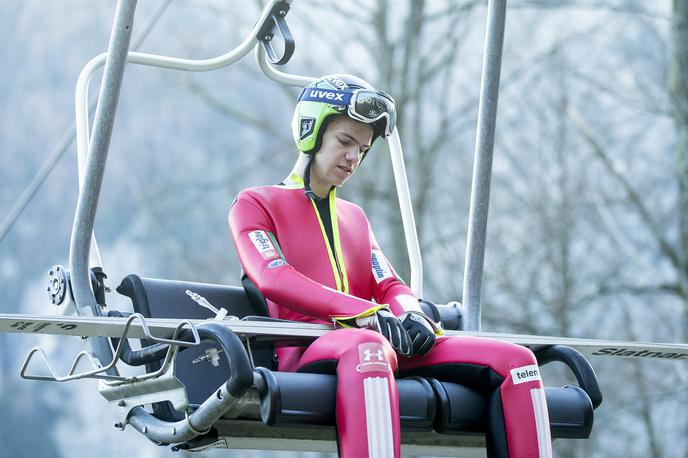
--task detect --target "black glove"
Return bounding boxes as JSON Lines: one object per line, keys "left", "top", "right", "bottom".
{"left": 357, "top": 309, "right": 412, "bottom": 356}
{"left": 399, "top": 311, "right": 437, "bottom": 355}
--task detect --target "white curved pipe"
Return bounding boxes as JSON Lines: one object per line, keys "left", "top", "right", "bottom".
{"left": 388, "top": 130, "right": 423, "bottom": 297}
{"left": 254, "top": 45, "right": 314, "bottom": 87}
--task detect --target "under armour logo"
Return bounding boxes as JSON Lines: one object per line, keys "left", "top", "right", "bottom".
{"left": 364, "top": 349, "right": 384, "bottom": 362}
{"left": 357, "top": 343, "right": 390, "bottom": 373}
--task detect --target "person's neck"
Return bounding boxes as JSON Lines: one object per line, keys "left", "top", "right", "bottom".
{"left": 307, "top": 175, "right": 331, "bottom": 199}
{"left": 290, "top": 155, "right": 330, "bottom": 199}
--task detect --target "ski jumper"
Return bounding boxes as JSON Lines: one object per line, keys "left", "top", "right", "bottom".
{"left": 229, "top": 173, "right": 552, "bottom": 458}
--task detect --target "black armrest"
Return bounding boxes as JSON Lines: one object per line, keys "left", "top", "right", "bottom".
{"left": 420, "top": 301, "right": 463, "bottom": 331}
{"left": 534, "top": 345, "right": 602, "bottom": 409}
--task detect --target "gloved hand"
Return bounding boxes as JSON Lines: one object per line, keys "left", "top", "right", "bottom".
{"left": 399, "top": 311, "right": 438, "bottom": 355}
{"left": 356, "top": 309, "right": 412, "bottom": 356}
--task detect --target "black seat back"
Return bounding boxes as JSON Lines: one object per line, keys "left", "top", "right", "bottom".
{"left": 116, "top": 274, "right": 275, "bottom": 417}
{"left": 117, "top": 274, "right": 269, "bottom": 319}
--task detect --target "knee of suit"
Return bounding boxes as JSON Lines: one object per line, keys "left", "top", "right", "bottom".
{"left": 496, "top": 341, "right": 539, "bottom": 372}
{"left": 316, "top": 328, "right": 397, "bottom": 360}
{"left": 341, "top": 328, "right": 392, "bottom": 346}
{"left": 342, "top": 328, "right": 395, "bottom": 351}
{"left": 511, "top": 342, "right": 538, "bottom": 365}
{"left": 433, "top": 336, "right": 539, "bottom": 374}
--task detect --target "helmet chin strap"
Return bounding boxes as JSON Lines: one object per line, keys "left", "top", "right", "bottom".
{"left": 303, "top": 153, "right": 333, "bottom": 201}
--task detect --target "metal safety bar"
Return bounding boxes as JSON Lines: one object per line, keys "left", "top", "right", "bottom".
{"left": 462, "top": 0, "right": 507, "bottom": 331}
{"left": 69, "top": 0, "right": 138, "bottom": 375}
{"left": 126, "top": 322, "right": 254, "bottom": 445}
{"left": 20, "top": 313, "right": 200, "bottom": 383}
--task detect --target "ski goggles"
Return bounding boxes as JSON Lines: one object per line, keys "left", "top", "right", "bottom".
{"left": 298, "top": 87, "right": 397, "bottom": 138}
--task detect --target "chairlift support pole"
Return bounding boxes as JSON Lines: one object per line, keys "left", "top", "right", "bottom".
{"left": 69, "top": 0, "right": 138, "bottom": 368}
{"left": 463, "top": 0, "right": 507, "bottom": 331}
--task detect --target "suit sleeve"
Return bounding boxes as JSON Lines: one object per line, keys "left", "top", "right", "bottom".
{"left": 229, "top": 191, "right": 385, "bottom": 323}
{"left": 368, "top": 224, "right": 423, "bottom": 316}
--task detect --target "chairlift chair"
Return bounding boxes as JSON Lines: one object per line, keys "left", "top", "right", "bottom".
{"left": 14, "top": 0, "right": 683, "bottom": 455}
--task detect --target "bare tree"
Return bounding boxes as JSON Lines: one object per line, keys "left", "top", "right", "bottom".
{"left": 669, "top": 0, "right": 688, "bottom": 341}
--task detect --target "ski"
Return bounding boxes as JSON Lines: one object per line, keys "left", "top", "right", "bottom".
{"left": 1, "top": 313, "right": 686, "bottom": 362}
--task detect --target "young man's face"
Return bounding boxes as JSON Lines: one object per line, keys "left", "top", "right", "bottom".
{"left": 310, "top": 115, "right": 374, "bottom": 196}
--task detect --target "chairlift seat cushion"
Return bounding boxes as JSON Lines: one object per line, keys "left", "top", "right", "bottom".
{"left": 116, "top": 275, "right": 276, "bottom": 404}
{"left": 255, "top": 368, "right": 438, "bottom": 431}
{"left": 116, "top": 275, "right": 596, "bottom": 440}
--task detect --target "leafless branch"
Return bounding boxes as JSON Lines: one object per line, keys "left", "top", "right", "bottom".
{"left": 568, "top": 107, "right": 680, "bottom": 270}
{"left": 509, "top": 0, "right": 670, "bottom": 20}
{"left": 184, "top": 74, "right": 291, "bottom": 144}
{"left": 422, "top": 0, "right": 482, "bottom": 23}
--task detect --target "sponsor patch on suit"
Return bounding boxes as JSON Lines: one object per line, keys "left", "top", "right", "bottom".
{"left": 357, "top": 342, "right": 391, "bottom": 373}
{"left": 248, "top": 230, "right": 278, "bottom": 260}
{"left": 510, "top": 364, "right": 541, "bottom": 385}
{"left": 371, "top": 250, "right": 393, "bottom": 283}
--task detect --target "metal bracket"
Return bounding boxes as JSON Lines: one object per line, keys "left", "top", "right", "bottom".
{"left": 19, "top": 313, "right": 200, "bottom": 382}
{"left": 99, "top": 358, "right": 189, "bottom": 427}
{"left": 256, "top": 0, "right": 295, "bottom": 65}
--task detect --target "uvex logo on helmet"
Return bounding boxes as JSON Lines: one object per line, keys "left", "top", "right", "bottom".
{"left": 305, "top": 89, "right": 347, "bottom": 103}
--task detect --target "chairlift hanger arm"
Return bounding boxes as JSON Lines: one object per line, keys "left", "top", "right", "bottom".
{"left": 69, "top": 0, "right": 138, "bottom": 378}
{"left": 462, "top": 0, "right": 508, "bottom": 331}
{"left": 72, "top": 0, "right": 294, "bottom": 276}
{"left": 75, "top": 0, "right": 290, "bottom": 183}
{"left": 72, "top": 0, "right": 296, "bottom": 289}
{"left": 255, "top": 45, "right": 313, "bottom": 87}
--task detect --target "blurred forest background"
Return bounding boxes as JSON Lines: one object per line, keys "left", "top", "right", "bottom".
{"left": 1, "top": 0, "right": 686, "bottom": 457}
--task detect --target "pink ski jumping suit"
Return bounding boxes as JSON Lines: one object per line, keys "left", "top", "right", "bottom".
{"left": 229, "top": 173, "right": 552, "bottom": 458}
